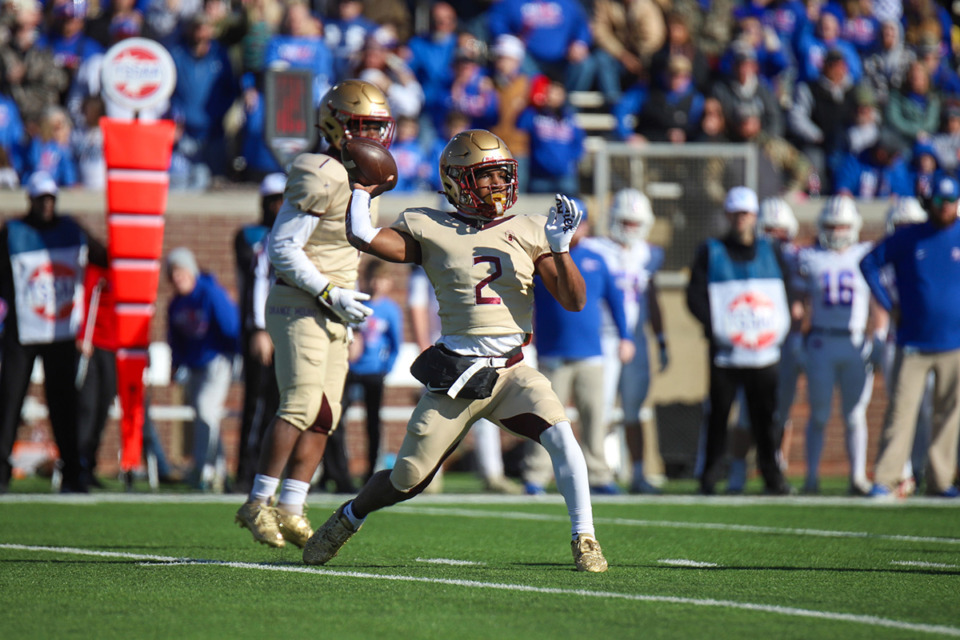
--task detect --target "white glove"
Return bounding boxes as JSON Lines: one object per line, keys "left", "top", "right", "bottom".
{"left": 318, "top": 284, "right": 373, "bottom": 324}
{"left": 545, "top": 194, "right": 583, "bottom": 253}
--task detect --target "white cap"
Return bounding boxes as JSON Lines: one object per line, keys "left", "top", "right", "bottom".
{"left": 724, "top": 186, "right": 759, "bottom": 214}
{"left": 27, "top": 171, "right": 58, "bottom": 198}
{"left": 492, "top": 34, "right": 525, "bottom": 61}
{"left": 259, "top": 172, "right": 287, "bottom": 197}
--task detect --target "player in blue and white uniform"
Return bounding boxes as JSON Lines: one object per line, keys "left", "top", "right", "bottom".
{"left": 797, "top": 195, "right": 877, "bottom": 494}
{"left": 581, "top": 188, "right": 668, "bottom": 494}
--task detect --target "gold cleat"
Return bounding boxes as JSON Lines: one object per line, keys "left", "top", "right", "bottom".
{"left": 236, "top": 501, "right": 285, "bottom": 548}
{"left": 302, "top": 502, "right": 361, "bottom": 565}
{"left": 571, "top": 534, "right": 608, "bottom": 573}
{"left": 277, "top": 507, "right": 314, "bottom": 549}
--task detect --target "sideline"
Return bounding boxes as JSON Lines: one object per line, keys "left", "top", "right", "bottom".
{"left": 2, "top": 543, "right": 958, "bottom": 638}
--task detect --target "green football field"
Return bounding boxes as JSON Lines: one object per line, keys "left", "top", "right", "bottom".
{"left": 1, "top": 477, "right": 958, "bottom": 640}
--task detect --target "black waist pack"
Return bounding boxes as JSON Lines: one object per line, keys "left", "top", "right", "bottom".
{"left": 409, "top": 344, "right": 521, "bottom": 400}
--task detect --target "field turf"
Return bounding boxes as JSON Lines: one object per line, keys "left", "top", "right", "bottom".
{"left": 1, "top": 475, "right": 958, "bottom": 639}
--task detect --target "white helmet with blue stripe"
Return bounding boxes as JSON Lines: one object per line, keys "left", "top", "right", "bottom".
{"left": 818, "top": 195, "right": 861, "bottom": 250}
{"left": 758, "top": 197, "right": 798, "bottom": 241}
{"left": 885, "top": 197, "right": 927, "bottom": 234}
{"left": 609, "top": 188, "right": 654, "bottom": 243}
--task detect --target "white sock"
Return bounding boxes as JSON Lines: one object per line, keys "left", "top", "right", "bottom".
{"left": 540, "top": 421, "right": 594, "bottom": 540}
{"left": 472, "top": 418, "right": 504, "bottom": 479}
{"left": 846, "top": 420, "right": 868, "bottom": 485}
{"left": 343, "top": 501, "right": 365, "bottom": 528}
{"left": 277, "top": 478, "right": 311, "bottom": 515}
{"left": 250, "top": 474, "right": 280, "bottom": 504}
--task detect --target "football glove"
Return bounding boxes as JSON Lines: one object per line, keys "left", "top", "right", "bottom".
{"left": 545, "top": 194, "right": 582, "bottom": 253}
{"left": 318, "top": 284, "right": 373, "bottom": 324}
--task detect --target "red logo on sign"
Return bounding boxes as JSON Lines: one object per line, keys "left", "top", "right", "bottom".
{"left": 727, "top": 292, "right": 777, "bottom": 350}
{"left": 112, "top": 47, "right": 164, "bottom": 99}
{"left": 27, "top": 263, "right": 76, "bottom": 320}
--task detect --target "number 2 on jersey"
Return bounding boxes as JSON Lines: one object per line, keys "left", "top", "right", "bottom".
{"left": 474, "top": 256, "right": 503, "bottom": 305}
{"left": 821, "top": 269, "right": 855, "bottom": 307}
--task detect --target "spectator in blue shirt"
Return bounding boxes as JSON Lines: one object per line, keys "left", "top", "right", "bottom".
{"left": 446, "top": 44, "right": 499, "bottom": 131}
{"left": 390, "top": 116, "right": 430, "bottom": 193}
{"left": 170, "top": 13, "right": 237, "bottom": 181}
{"left": 487, "top": 0, "right": 594, "bottom": 91}
{"left": 324, "top": 0, "right": 379, "bottom": 82}
{"left": 825, "top": 0, "right": 880, "bottom": 56}
{"left": 0, "top": 94, "right": 25, "bottom": 178}
{"left": 334, "top": 260, "right": 402, "bottom": 484}
{"left": 405, "top": 1, "right": 458, "bottom": 146}
{"left": 636, "top": 55, "right": 705, "bottom": 145}
{"left": 524, "top": 205, "right": 631, "bottom": 495}
{"left": 834, "top": 134, "right": 913, "bottom": 197}
{"left": 239, "top": 1, "right": 333, "bottom": 178}
{"left": 40, "top": 0, "right": 105, "bottom": 83}
{"left": 859, "top": 176, "right": 960, "bottom": 498}
{"left": 797, "top": 11, "right": 863, "bottom": 84}
{"left": 166, "top": 247, "right": 240, "bottom": 492}
{"left": 23, "top": 105, "right": 77, "bottom": 187}
{"left": 916, "top": 35, "right": 960, "bottom": 99}
{"left": 516, "top": 74, "right": 585, "bottom": 194}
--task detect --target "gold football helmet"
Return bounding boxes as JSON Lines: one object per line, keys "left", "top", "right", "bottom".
{"left": 439, "top": 130, "right": 518, "bottom": 218}
{"left": 318, "top": 80, "right": 395, "bottom": 150}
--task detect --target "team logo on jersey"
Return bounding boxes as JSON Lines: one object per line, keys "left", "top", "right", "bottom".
{"left": 952, "top": 247, "right": 960, "bottom": 261}
{"left": 26, "top": 263, "right": 77, "bottom": 321}
{"left": 724, "top": 291, "right": 778, "bottom": 350}
{"left": 505, "top": 231, "right": 516, "bottom": 243}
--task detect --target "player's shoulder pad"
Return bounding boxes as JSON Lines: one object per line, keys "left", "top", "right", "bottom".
{"left": 285, "top": 152, "right": 349, "bottom": 215}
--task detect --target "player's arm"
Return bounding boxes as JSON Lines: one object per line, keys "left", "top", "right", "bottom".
{"left": 539, "top": 194, "right": 586, "bottom": 311}
{"left": 859, "top": 239, "right": 896, "bottom": 313}
{"left": 269, "top": 208, "right": 372, "bottom": 323}
{"left": 347, "top": 185, "right": 422, "bottom": 264}
{"left": 647, "top": 279, "right": 669, "bottom": 371}
{"left": 536, "top": 251, "right": 586, "bottom": 312}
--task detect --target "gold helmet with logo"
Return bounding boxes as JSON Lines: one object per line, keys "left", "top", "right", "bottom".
{"left": 439, "top": 129, "right": 518, "bottom": 218}
{"left": 317, "top": 80, "right": 395, "bottom": 150}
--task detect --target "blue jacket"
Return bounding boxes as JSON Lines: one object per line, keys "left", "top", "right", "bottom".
{"left": 167, "top": 273, "right": 240, "bottom": 370}
{"left": 350, "top": 297, "right": 402, "bottom": 376}
{"left": 835, "top": 149, "right": 912, "bottom": 198}
{"left": 488, "top": 0, "right": 592, "bottom": 64}
{"left": 533, "top": 243, "right": 629, "bottom": 359}
{"left": 0, "top": 94, "right": 25, "bottom": 175}
{"left": 407, "top": 33, "right": 457, "bottom": 115}
{"left": 516, "top": 106, "right": 585, "bottom": 179}
{"left": 612, "top": 83, "right": 649, "bottom": 141}
{"left": 170, "top": 40, "right": 237, "bottom": 141}
{"left": 24, "top": 138, "right": 77, "bottom": 187}
{"left": 860, "top": 220, "right": 960, "bottom": 351}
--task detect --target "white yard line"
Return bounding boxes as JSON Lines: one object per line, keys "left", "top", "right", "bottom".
{"left": 415, "top": 557, "right": 486, "bottom": 566}
{"left": 891, "top": 560, "right": 960, "bottom": 569}
{"left": 2, "top": 543, "right": 958, "bottom": 638}
{"left": 658, "top": 558, "right": 719, "bottom": 568}
{"left": 394, "top": 506, "right": 960, "bottom": 546}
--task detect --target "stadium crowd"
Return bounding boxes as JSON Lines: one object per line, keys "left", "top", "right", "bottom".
{"left": 2, "top": 0, "right": 960, "bottom": 198}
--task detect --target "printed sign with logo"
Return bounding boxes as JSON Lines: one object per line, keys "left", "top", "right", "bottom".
{"left": 723, "top": 291, "right": 778, "bottom": 350}
{"left": 101, "top": 38, "right": 176, "bottom": 112}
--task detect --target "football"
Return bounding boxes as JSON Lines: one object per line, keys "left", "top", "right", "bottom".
{"left": 341, "top": 137, "right": 398, "bottom": 190}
